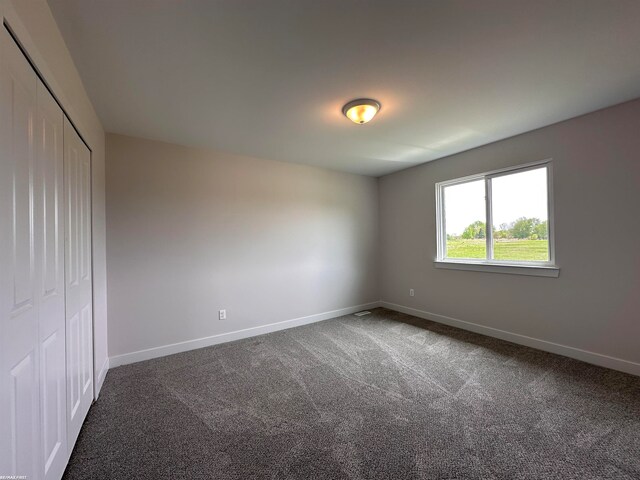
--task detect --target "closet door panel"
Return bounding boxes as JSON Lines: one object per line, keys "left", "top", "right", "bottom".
{"left": 36, "top": 80, "right": 67, "bottom": 480}
{"left": 64, "top": 117, "right": 93, "bottom": 451}
{"left": 0, "top": 28, "right": 40, "bottom": 480}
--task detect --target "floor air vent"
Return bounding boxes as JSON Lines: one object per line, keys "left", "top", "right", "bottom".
{"left": 353, "top": 311, "right": 371, "bottom": 317}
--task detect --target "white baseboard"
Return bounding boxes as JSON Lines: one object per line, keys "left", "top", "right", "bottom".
{"left": 109, "top": 301, "right": 381, "bottom": 368}
{"left": 381, "top": 301, "right": 640, "bottom": 377}
{"left": 94, "top": 357, "right": 110, "bottom": 398}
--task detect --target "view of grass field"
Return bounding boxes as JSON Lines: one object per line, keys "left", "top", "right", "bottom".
{"left": 446, "top": 239, "right": 549, "bottom": 261}
{"left": 442, "top": 167, "right": 551, "bottom": 262}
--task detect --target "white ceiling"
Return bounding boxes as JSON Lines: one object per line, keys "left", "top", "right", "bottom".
{"left": 48, "top": 0, "right": 640, "bottom": 176}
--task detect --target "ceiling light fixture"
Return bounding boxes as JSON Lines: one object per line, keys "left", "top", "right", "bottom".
{"left": 342, "top": 98, "right": 380, "bottom": 124}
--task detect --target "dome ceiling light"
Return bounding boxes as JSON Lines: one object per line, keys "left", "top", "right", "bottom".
{"left": 342, "top": 98, "right": 380, "bottom": 125}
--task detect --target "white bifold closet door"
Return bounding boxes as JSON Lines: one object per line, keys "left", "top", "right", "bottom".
{"left": 0, "top": 27, "right": 67, "bottom": 480}
{"left": 63, "top": 116, "right": 93, "bottom": 452}
{"left": 0, "top": 26, "right": 93, "bottom": 480}
{"left": 37, "top": 67, "right": 67, "bottom": 480}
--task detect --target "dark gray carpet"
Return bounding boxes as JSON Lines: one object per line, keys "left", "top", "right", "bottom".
{"left": 64, "top": 308, "right": 640, "bottom": 479}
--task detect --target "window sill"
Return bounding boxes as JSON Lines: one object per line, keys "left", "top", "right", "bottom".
{"left": 434, "top": 260, "right": 560, "bottom": 278}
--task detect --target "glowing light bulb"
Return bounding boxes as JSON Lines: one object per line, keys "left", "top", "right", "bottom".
{"left": 342, "top": 99, "right": 380, "bottom": 124}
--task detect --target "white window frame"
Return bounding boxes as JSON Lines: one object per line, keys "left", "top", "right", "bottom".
{"left": 434, "top": 159, "right": 559, "bottom": 278}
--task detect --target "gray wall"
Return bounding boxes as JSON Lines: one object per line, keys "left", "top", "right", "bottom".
{"left": 379, "top": 99, "right": 640, "bottom": 366}
{"left": 106, "top": 134, "right": 379, "bottom": 358}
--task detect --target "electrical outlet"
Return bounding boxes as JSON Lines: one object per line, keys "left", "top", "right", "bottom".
{"left": 219, "top": 309, "right": 226, "bottom": 320}
{"left": 409, "top": 289, "right": 415, "bottom": 297}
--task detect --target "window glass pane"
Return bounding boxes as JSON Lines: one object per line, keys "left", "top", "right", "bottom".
{"left": 491, "top": 167, "right": 549, "bottom": 261}
{"left": 444, "top": 180, "right": 486, "bottom": 259}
